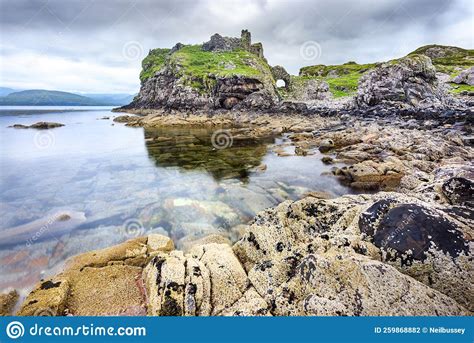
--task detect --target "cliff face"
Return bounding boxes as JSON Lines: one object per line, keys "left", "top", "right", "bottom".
{"left": 124, "top": 35, "right": 473, "bottom": 113}
{"left": 126, "top": 30, "right": 278, "bottom": 111}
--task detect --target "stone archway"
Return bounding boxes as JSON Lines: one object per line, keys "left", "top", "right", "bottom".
{"left": 271, "top": 65, "right": 291, "bottom": 90}
{"left": 276, "top": 79, "right": 286, "bottom": 88}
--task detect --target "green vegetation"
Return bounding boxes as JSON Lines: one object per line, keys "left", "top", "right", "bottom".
{"left": 295, "top": 45, "right": 474, "bottom": 98}
{"left": 139, "top": 44, "right": 273, "bottom": 93}
{"left": 297, "top": 62, "right": 377, "bottom": 97}
{"left": 447, "top": 83, "right": 474, "bottom": 94}
{"left": 138, "top": 42, "right": 473, "bottom": 99}
{"left": 140, "top": 48, "right": 170, "bottom": 82}
{"left": 408, "top": 45, "right": 474, "bottom": 76}
{"left": 170, "top": 45, "right": 271, "bottom": 92}
{"left": 171, "top": 45, "right": 263, "bottom": 78}
{"left": 299, "top": 62, "right": 376, "bottom": 77}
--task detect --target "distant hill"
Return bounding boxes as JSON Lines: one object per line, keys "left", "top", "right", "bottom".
{"left": 0, "top": 90, "right": 135, "bottom": 106}
{"left": 81, "top": 93, "right": 136, "bottom": 105}
{"left": 0, "top": 87, "right": 17, "bottom": 97}
{"left": 408, "top": 44, "right": 474, "bottom": 75}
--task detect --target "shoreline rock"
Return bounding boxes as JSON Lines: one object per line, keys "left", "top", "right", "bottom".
{"left": 9, "top": 122, "right": 65, "bottom": 129}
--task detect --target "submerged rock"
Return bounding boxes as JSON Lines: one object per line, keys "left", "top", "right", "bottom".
{"left": 0, "top": 211, "right": 86, "bottom": 248}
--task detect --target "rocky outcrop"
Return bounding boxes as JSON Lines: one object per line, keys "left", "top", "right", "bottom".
{"left": 17, "top": 235, "right": 171, "bottom": 316}
{"left": 119, "top": 36, "right": 473, "bottom": 114}
{"left": 271, "top": 65, "right": 291, "bottom": 89}
{"left": 358, "top": 197, "right": 473, "bottom": 310}
{"left": 287, "top": 78, "right": 332, "bottom": 102}
{"left": 357, "top": 55, "right": 446, "bottom": 108}
{"left": 335, "top": 159, "right": 404, "bottom": 190}
{"left": 124, "top": 30, "right": 278, "bottom": 112}
{"left": 453, "top": 67, "right": 474, "bottom": 86}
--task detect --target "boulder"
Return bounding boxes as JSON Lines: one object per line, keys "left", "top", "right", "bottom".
{"left": 233, "top": 194, "right": 471, "bottom": 315}
{"left": 358, "top": 197, "right": 473, "bottom": 310}
{"left": 357, "top": 55, "right": 445, "bottom": 107}
{"left": 318, "top": 139, "right": 335, "bottom": 153}
{"left": 452, "top": 67, "right": 474, "bottom": 86}
{"left": 441, "top": 177, "right": 473, "bottom": 207}
{"left": 289, "top": 79, "right": 331, "bottom": 101}
{"left": 143, "top": 243, "right": 248, "bottom": 316}
{"left": 336, "top": 159, "right": 404, "bottom": 190}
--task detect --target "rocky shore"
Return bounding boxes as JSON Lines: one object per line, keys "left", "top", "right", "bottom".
{"left": 12, "top": 184, "right": 473, "bottom": 316}
{"left": 1, "top": 31, "right": 472, "bottom": 316}
{"left": 5, "top": 106, "right": 472, "bottom": 316}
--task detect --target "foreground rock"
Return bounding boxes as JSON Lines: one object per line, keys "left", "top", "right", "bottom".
{"left": 0, "top": 290, "right": 19, "bottom": 316}
{"left": 234, "top": 192, "right": 472, "bottom": 314}
{"left": 18, "top": 188, "right": 472, "bottom": 316}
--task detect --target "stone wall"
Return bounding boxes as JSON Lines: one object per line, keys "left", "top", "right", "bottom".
{"left": 202, "top": 29, "right": 265, "bottom": 60}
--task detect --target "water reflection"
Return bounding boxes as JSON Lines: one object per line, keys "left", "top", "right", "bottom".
{"left": 144, "top": 127, "right": 274, "bottom": 181}
{"left": 0, "top": 108, "right": 351, "bottom": 293}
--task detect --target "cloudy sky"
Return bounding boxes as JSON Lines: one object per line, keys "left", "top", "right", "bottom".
{"left": 0, "top": 0, "right": 473, "bottom": 94}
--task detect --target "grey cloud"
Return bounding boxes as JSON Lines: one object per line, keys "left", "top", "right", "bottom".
{"left": 0, "top": 0, "right": 472, "bottom": 93}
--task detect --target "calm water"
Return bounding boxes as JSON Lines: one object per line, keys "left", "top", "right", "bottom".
{"left": 0, "top": 106, "right": 350, "bottom": 293}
